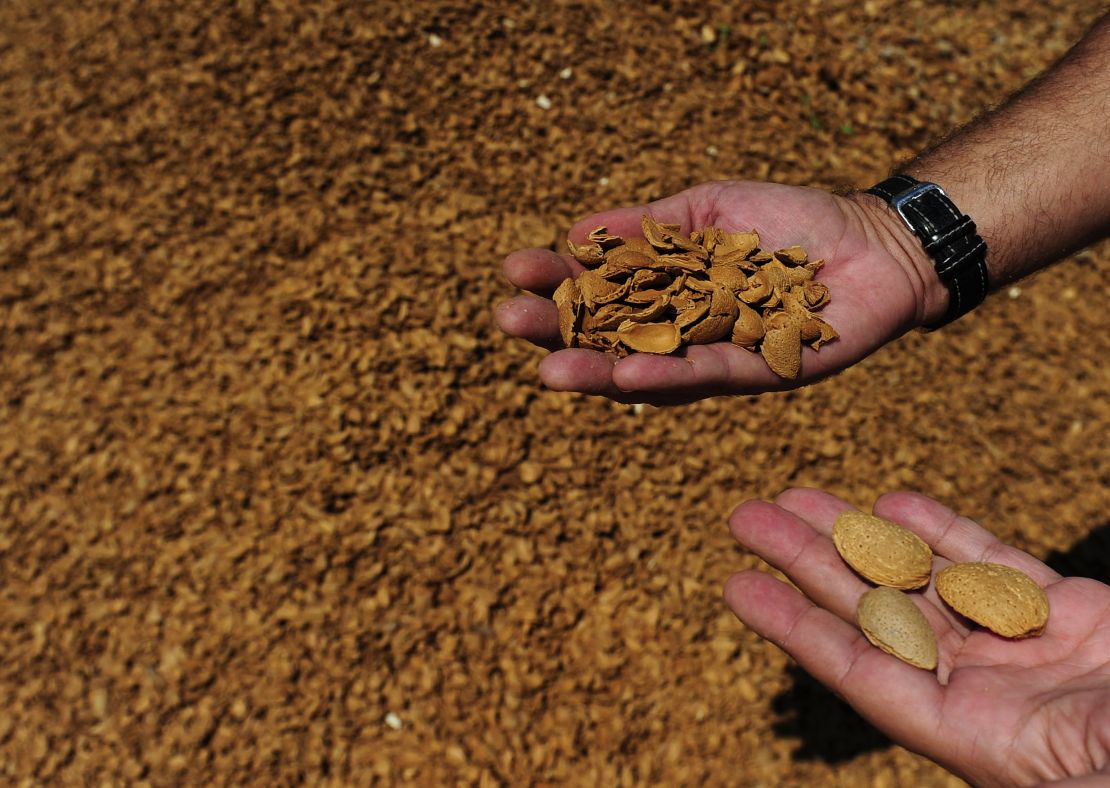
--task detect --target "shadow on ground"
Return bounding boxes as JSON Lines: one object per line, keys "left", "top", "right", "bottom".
{"left": 1044, "top": 521, "right": 1110, "bottom": 584}
{"left": 771, "top": 664, "right": 892, "bottom": 763}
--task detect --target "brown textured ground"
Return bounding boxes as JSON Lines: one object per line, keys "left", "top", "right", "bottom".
{"left": 1, "top": 1, "right": 1108, "bottom": 785}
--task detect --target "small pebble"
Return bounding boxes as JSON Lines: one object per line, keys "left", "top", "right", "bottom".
{"left": 519, "top": 462, "right": 542, "bottom": 484}
{"left": 1007, "top": 286, "right": 1021, "bottom": 299}
{"left": 559, "top": 67, "right": 572, "bottom": 80}
{"left": 385, "top": 712, "right": 403, "bottom": 730}
{"left": 535, "top": 94, "right": 552, "bottom": 110}
{"left": 428, "top": 34, "right": 443, "bottom": 48}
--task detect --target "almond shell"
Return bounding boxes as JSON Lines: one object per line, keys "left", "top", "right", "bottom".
{"left": 832, "top": 511, "right": 933, "bottom": 590}
{"left": 857, "top": 587, "right": 938, "bottom": 670}
{"left": 935, "top": 562, "right": 1049, "bottom": 638}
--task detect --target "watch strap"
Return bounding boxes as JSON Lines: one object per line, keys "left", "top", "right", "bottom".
{"left": 866, "top": 175, "right": 989, "bottom": 328}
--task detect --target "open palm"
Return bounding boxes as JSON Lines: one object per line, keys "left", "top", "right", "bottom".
{"left": 496, "top": 181, "right": 936, "bottom": 404}
{"left": 726, "top": 488, "right": 1110, "bottom": 786}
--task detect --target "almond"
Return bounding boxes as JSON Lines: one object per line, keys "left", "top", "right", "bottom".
{"left": 832, "top": 511, "right": 933, "bottom": 590}
{"left": 857, "top": 587, "right": 937, "bottom": 670}
{"left": 935, "top": 562, "right": 1049, "bottom": 638}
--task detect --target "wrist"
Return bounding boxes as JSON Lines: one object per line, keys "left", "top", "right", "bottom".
{"left": 845, "top": 190, "right": 952, "bottom": 328}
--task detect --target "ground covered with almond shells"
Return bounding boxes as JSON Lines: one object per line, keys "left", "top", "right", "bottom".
{"left": 2, "top": 1, "right": 1108, "bottom": 785}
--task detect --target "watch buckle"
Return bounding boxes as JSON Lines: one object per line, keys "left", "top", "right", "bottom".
{"left": 891, "top": 182, "right": 949, "bottom": 226}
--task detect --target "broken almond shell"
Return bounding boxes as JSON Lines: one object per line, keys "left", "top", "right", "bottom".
{"left": 616, "top": 320, "right": 681, "bottom": 354}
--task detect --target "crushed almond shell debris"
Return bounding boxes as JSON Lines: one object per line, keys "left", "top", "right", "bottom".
{"left": 556, "top": 216, "right": 837, "bottom": 378}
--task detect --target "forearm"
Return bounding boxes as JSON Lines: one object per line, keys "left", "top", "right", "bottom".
{"left": 861, "top": 12, "right": 1110, "bottom": 325}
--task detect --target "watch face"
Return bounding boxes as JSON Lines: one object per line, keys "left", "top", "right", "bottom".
{"left": 869, "top": 176, "right": 989, "bottom": 329}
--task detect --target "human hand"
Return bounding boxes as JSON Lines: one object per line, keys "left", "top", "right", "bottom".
{"left": 495, "top": 181, "right": 946, "bottom": 404}
{"left": 725, "top": 488, "right": 1110, "bottom": 787}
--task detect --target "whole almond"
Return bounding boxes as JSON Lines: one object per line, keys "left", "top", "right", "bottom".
{"left": 935, "top": 562, "right": 1049, "bottom": 638}
{"left": 832, "top": 511, "right": 933, "bottom": 590}
{"left": 857, "top": 587, "right": 938, "bottom": 670}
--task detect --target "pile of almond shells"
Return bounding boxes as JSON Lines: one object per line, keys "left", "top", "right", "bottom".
{"left": 554, "top": 215, "right": 837, "bottom": 378}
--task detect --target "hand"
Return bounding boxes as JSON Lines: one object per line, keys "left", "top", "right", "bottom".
{"left": 495, "top": 181, "right": 945, "bottom": 404}
{"left": 725, "top": 488, "right": 1110, "bottom": 787}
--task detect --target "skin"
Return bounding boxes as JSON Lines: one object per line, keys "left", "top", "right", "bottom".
{"left": 726, "top": 488, "right": 1110, "bottom": 786}
{"left": 497, "top": 11, "right": 1110, "bottom": 784}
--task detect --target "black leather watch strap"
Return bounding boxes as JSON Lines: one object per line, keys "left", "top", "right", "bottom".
{"left": 866, "top": 174, "right": 989, "bottom": 329}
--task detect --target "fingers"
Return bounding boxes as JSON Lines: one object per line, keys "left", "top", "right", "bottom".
{"left": 501, "top": 331, "right": 790, "bottom": 399}
{"left": 611, "top": 343, "right": 786, "bottom": 395}
{"left": 537, "top": 349, "right": 624, "bottom": 398}
{"left": 495, "top": 295, "right": 561, "bottom": 349}
{"left": 498, "top": 249, "right": 579, "bottom": 351}
{"left": 872, "top": 492, "right": 1062, "bottom": 586}
{"left": 503, "top": 249, "right": 584, "bottom": 298}
{"left": 724, "top": 570, "right": 943, "bottom": 745}
{"left": 773, "top": 487, "right": 858, "bottom": 536}
{"left": 534, "top": 350, "right": 718, "bottom": 406}
{"left": 729, "top": 498, "right": 867, "bottom": 624}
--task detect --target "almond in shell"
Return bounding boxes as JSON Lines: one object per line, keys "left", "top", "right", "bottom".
{"left": 857, "top": 587, "right": 938, "bottom": 670}
{"left": 934, "top": 562, "right": 1049, "bottom": 638}
{"left": 832, "top": 511, "right": 933, "bottom": 590}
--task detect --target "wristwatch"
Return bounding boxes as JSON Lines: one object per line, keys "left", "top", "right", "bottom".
{"left": 865, "top": 174, "right": 989, "bottom": 329}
